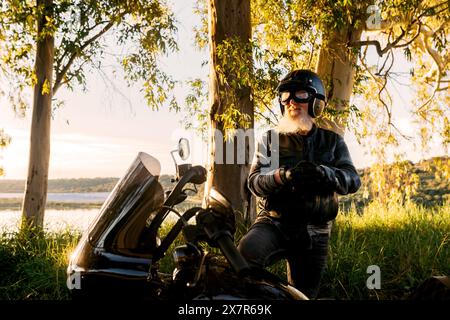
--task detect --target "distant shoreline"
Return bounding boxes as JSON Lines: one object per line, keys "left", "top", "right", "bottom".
{"left": 0, "top": 197, "right": 203, "bottom": 211}
{"left": 0, "top": 199, "right": 103, "bottom": 210}
{"left": 0, "top": 175, "right": 176, "bottom": 193}
{"left": 0, "top": 177, "right": 119, "bottom": 193}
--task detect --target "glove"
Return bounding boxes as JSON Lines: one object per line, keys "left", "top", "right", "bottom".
{"left": 283, "top": 161, "right": 338, "bottom": 191}
{"left": 289, "top": 161, "right": 325, "bottom": 183}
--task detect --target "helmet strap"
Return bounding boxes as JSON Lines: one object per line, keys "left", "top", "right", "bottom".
{"left": 308, "top": 99, "right": 317, "bottom": 118}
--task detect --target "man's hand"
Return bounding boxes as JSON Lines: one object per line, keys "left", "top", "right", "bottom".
{"left": 289, "top": 161, "right": 325, "bottom": 183}
{"left": 279, "top": 161, "right": 338, "bottom": 191}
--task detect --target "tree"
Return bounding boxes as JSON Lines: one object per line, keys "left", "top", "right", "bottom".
{"left": 204, "top": 0, "right": 255, "bottom": 223}
{"left": 247, "top": 0, "right": 450, "bottom": 205}
{"left": 251, "top": 0, "right": 449, "bottom": 146}
{"left": 0, "top": 0, "right": 178, "bottom": 230}
{"left": 188, "top": 0, "right": 449, "bottom": 219}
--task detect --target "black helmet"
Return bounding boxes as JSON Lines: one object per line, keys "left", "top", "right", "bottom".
{"left": 276, "top": 69, "right": 326, "bottom": 118}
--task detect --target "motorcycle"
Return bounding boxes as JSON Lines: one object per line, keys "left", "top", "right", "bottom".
{"left": 67, "top": 138, "right": 308, "bottom": 300}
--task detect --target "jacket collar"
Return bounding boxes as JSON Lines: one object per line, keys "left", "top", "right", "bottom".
{"left": 304, "top": 123, "right": 318, "bottom": 139}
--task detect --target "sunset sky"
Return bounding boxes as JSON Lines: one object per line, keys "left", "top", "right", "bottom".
{"left": 0, "top": 1, "right": 447, "bottom": 180}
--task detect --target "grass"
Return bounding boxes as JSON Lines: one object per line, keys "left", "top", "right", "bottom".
{"left": 321, "top": 200, "right": 450, "bottom": 300}
{"left": 0, "top": 228, "right": 81, "bottom": 300}
{"left": 239, "top": 200, "right": 449, "bottom": 300}
{"left": 0, "top": 201, "right": 448, "bottom": 300}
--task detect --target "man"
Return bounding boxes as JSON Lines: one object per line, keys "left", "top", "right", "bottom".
{"left": 238, "top": 69, "right": 361, "bottom": 299}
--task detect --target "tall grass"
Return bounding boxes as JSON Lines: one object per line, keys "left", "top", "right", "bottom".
{"left": 0, "top": 201, "right": 448, "bottom": 300}
{"left": 162, "top": 200, "right": 449, "bottom": 300}
{"left": 321, "top": 200, "right": 449, "bottom": 300}
{"left": 0, "top": 229, "right": 81, "bottom": 300}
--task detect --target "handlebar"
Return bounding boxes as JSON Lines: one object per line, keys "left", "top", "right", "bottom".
{"left": 149, "top": 165, "right": 206, "bottom": 232}
{"left": 213, "top": 232, "right": 250, "bottom": 276}
{"left": 198, "top": 210, "right": 250, "bottom": 276}
{"left": 166, "top": 165, "right": 206, "bottom": 207}
{"left": 149, "top": 164, "right": 250, "bottom": 276}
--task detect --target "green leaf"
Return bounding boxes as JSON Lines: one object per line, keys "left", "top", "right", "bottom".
{"left": 41, "top": 79, "right": 51, "bottom": 95}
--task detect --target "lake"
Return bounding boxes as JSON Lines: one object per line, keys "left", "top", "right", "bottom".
{"left": 0, "top": 193, "right": 106, "bottom": 232}
{"left": 0, "top": 209, "right": 100, "bottom": 233}
{"left": 0, "top": 192, "right": 199, "bottom": 233}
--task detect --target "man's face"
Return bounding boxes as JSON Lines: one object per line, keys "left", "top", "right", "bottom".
{"left": 277, "top": 89, "right": 314, "bottom": 134}
{"left": 286, "top": 97, "right": 309, "bottom": 119}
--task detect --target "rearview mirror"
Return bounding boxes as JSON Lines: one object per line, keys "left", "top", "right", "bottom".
{"left": 178, "top": 138, "right": 190, "bottom": 160}
{"left": 171, "top": 138, "right": 192, "bottom": 181}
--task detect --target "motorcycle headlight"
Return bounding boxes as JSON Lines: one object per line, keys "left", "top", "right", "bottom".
{"left": 206, "top": 188, "right": 233, "bottom": 217}
{"left": 172, "top": 244, "right": 201, "bottom": 267}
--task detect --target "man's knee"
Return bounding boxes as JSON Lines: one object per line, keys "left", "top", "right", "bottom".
{"left": 237, "top": 232, "right": 263, "bottom": 267}
{"left": 238, "top": 222, "right": 285, "bottom": 267}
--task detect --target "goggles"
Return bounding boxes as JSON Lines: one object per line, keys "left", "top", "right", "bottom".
{"left": 279, "top": 90, "right": 313, "bottom": 106}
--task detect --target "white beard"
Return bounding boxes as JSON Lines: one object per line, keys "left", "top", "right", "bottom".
{"left": 277, "top": 108, "right": 314, "bottom": 134}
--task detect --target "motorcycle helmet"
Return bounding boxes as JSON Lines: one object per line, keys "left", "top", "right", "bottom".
{"left": 276, "top": 69, "right": 326, "bottom": 118}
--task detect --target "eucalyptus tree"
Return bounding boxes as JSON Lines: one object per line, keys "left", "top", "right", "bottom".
{"left": 251, "top": 0, "right": 449, "bottom": 146}
{"left": 188, "top": 0, "right": 449, "bottom": 221}
{"left": 0, "top": 0, "right": 178, "bottom": 230}
{"left": 203, "top": 0, "right": 255, "bottom": 223}
{"left": 251, "top": 0, "right": 449, "bottom": 201}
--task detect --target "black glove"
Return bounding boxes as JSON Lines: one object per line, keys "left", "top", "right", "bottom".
{"left": 282, "top": 161, "right": 338, "bottom": 191}
{"left": 290, "top": 161, "right": 325, "bottom": 183}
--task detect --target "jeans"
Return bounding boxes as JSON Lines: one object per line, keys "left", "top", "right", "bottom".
{"left": 237, "top": 219, "right": 330, "bottom": 299}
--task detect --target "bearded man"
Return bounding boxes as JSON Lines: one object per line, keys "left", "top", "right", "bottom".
{"left": 238, "top": 69, "right": 361, "bottom": 299}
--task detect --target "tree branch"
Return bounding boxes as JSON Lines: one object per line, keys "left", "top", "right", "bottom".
{"left": 350, "top": 40, "right": 383, "bottom": 56}
{"left": 420, "top": 23, "right": 449, "bottom": 74}
{"left": 254, "top": 110, "right": 277, "bottom": 126}
{"left": 417, "top": 1, "right": 449, "bottom": 19}
{"left": 96, "top": 68, "right": 134, "bottom": 112}
{"left": 360, "top": 49, "right": 412, "bottom": 140}
{"left": 58, "top": 57, "right": 91, "bottom": 89}
{"left": 350, "top": 0, "right": 449, "bottom": 57}
{"left": 378, "top": 51, "right": 394, "bottom": 127}
{"left": 53, "top": 13, "right": 126, "bottom": 94}
{"left": 413, "top": 22, "right": 450, "bottom": 114}
{"left": 391, "top": 23, "right": 422, "bottom": 49}
{"left": 349, "top": 28, "right": 406, "bottom": 57}
{"left": 254, "top": 91, "right": 279, "bottom": 121}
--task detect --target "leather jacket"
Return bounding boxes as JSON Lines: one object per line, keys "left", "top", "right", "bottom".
{"left": 248, "top": 125, "right": 361, "bottom": 225}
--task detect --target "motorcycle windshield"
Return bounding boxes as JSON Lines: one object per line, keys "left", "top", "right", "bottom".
{"left": 87, "top": 152, "right": 165, "bottom": 256}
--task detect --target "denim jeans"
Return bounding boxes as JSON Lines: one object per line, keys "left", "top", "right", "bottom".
{"left": 237, "top": 218, "right": 330, "bottom": 299}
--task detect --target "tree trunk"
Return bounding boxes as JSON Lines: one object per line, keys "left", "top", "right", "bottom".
{"left": 316, "top": 26, "right": 363, "bottom": 136}
{"left": 205, "top": 0, "right": 256, "bottom": 224}
{"left": 21, "top": 0, "right": 55, "bottom": 231}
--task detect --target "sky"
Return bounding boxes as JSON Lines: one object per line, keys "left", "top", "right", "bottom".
{"left": 0, "top": 1, "right": 448, "bottom": 180}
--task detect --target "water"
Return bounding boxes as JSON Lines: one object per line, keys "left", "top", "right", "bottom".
{"left": 0, "top": 192, "right": 199, "bottom": 233}
{"left": 0, "top": 209, "right": 100, "bottom": 233}
{"left": 0, "top": 192, "right": 110, "bottom": 203}
{"left": 0, "top": 207, "right": 190, "bottom": 234}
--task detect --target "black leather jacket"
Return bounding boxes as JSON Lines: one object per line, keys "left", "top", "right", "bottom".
{"left": 248, "top": 125, "right": 361, "bottom": 225}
